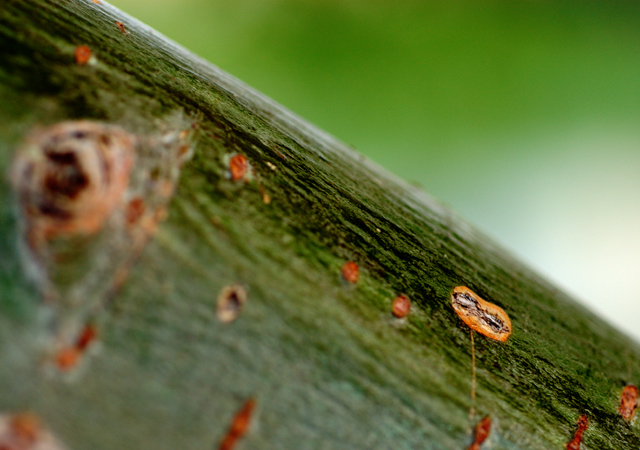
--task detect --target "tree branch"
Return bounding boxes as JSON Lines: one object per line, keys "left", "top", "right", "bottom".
{"left": 1, "top": 1, "right": 638, "bottom": 449}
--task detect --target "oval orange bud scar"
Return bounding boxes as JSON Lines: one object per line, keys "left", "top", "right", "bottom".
{"left": 451, "top": 286, "right": 511, "bottom": 342}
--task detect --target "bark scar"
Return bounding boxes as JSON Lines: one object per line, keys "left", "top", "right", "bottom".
{"left": 451, "top": 286, "right": 512, "bottom": 342}
{"left": 10, "top": 116, "right": 195, "bottom": 360}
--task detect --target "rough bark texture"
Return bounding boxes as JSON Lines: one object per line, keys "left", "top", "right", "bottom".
{"left": 1, "top": 1, "right": 639, "bottom": 449}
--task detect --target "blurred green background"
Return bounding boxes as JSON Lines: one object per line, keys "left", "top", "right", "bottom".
{"left": 109, "top": 0, "right": 640, "bottom": 341}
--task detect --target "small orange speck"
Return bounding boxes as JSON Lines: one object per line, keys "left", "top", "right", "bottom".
{"left": 178, "top": 144, "right": 191, "bottom": 158}
{"left": 55, "top": 347, "right": 80, "bottom": 371}
{"left": 92, "top": 0, "right": 102, "bottom": 4}
{"left": 229, "top": 154, "right": 248, "bottom": 181}
{"left": 219, "top": 398, "right": 256, "bottom": 450}
{"left": 341, "top": 261, "right": 359, "bottom": 284}
{"left": 391, "top": 294, "right": 411, "bottom": 318}
{"left": 75, "top": 324, "right": 98, "bottom": 351}
{"left": 115, "top": 21, "right": 127, "bottom": 33}
{"left": 54, "top": 324, "right": 98, "bottom": 371}
{"left": 74, "top": 45, "right": 92, "bottom": 65}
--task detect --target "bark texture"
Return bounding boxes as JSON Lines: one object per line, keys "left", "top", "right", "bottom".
{"left": 1, "top": 1, "right": 639, "bottom": 449}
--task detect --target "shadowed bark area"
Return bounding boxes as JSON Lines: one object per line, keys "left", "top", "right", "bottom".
{"left": 1, "top": 1, "right": 639, "bottom": 449}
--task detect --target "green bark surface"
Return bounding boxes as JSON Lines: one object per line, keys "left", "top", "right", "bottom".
{"left": 1, "top": 1, "right": 639, "bottom": 449}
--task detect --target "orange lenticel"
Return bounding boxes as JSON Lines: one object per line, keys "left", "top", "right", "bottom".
{"left": 341, "top": 261, "right": 359, "bottom": 284}
{"left": 229, "top": 154, "right": 248, "bottom": 181}
{"left": 619, "top": 385, "right": 638, "bottom": 421}
{"left": 74, "top": 45, "right": 92, "bottom": 65}
{"left": 566, "top": 415, "right": 588, "bottom": 450}
{"left": 55, "top": 348, "right": 80, "bottom": 371}
{"left": 467, "top": 415, "right": 491, "bottom": 450}
{"left": 391, "top": 294, "right": 411, "bottom": 318}
{"left": 219, "top": 398, "right": 256, "bottom": 450}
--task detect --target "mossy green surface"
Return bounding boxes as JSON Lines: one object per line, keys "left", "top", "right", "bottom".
{"left": 1, "top": 1, "right": 639, "bottom": 449}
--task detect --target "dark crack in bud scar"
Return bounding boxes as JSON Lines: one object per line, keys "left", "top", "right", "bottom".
{"left": 451, "top": 286, "right": 511, "bottom": 342}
